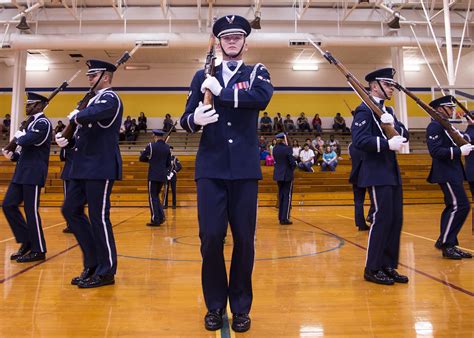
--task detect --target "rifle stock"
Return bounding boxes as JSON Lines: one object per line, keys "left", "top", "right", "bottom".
{"left": 307, "top": 39, "right": 399, "bottom": 139}
{"left": 392, "top": 83, "right": 468, "bottom": 146}
{"left": 203, "top": 31, "right": 217, "bottom": 106}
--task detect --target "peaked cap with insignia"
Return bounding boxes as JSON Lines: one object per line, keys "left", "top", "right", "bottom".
{"left": 86, "top": 59, "right": 117, "bottom": 75}
{"left": 429, "top": 95, "right": 456, "bottom": 108}
{"left": 26, "top": 92, "right": 49, "bottom": 104}
{"left": 213, "top": 15, "right": 251, "bottom": 38}
{"left": 365, "top": 67, "right": 396, "bottom": 82}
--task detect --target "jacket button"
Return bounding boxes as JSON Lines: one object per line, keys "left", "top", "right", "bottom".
{"left": 228, "top": 139, "right": 233, "bottom": 143}
{"left": 74, "top": 148, "right": 78, "bottom": 151}
{"left": 227, "top": 122, "right": 232, "bottom": 126}
{"left": 88, "top": 123, "right": 92, "bottom": 128}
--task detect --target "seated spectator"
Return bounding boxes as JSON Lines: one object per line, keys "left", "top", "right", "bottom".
{"left": 308, "top": 137, "right": 323, "bottom": 164}
{"left": 123, "top": 115, "right": 132, "bottom": 131}
{"left": 2, "top": 114, "right": 11, "bottom": 139}
{"left": 119, "top": 126, "right": 126, "bottom": 142}
{"left": 273, "top": 112, "right": 284, "bottom": 133}
{"left": 292, "top": 140, "right": 301, "bottom": 162}
{"left": 54, "top": 120, "right": 66, "bottom": 135}
{"left": 125, "top": 119, "right": 139, "bottom": 143}
{"left": 266, "top": 139, "right": 277, "bottom": 166}
{"left": 327, "top": 134, "right": 341, "bottom": 156}
{"left": 259, "top": 136, "right": 269, "bottom": 160}
{"left": 333, "top": 112, "right": 350, "bottom": 132}
{"left": 284, "top": 114, "right": 296, "bottom": 132}
{"left": 321, "top": 145, "right": 338, "bottom": 171}
{"left": 163, "top": 114, "right": 175, "bottom": 133}
{"left": 138, "top": 111, "right": 147, "bottom": 132}
{"left": 311, "top": 113, "right": 323, "bottom": 133}
{"left": 297, "top": 143, "right": 315, "bottom": 172}
{"left": 297, "top": 112, "right": 311, "bottom": 132}
{"left": 260, "top": 112, "right": 272, "bottom": 133}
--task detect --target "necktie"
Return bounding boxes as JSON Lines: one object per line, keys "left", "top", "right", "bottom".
{"left": 378, "top": 100, "right": 385, "bottom": 109}
{"left": 227, "top": 61, "right": 238, "bottom": 71}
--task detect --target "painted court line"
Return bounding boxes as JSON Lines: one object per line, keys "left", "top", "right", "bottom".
{"left": 295, "top": 216, "right": 473, "bottom": 297}
{"left": 0, "top": 211, "right": 145, "bottom": 284}
{"left": 0, "top": 221, "right": 66, "bottom": 244}
{"left": 336, "top": 214, "right": 473, "bottom": 253}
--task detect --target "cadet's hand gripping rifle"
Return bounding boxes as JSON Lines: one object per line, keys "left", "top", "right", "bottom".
{"left": 389, "top": 82, "right": 469, "bottom": 147}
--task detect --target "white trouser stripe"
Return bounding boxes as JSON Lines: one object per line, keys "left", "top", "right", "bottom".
{"left": 34, "top": 185, "right": 44, "bottom": 253}
{"left": 286, "top": 181, "right": 293, "bottom": 220}
{"left": 365, "top": 186, "right": 379, "bottom": 267}
{"left": 148, "top": 180, "right": 155, "bottom": 220}
{"left": 377, "top": 137, "right": 380, "bottom": 153}
{"left": 101, "top": 180, "right": 113, "bottom": 268}
{"left": 442, "top": 182, "right": 458, "bottom": 244}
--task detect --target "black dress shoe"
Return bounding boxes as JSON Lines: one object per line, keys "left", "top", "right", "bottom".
{"left": 77, "top": 274, "right": 115, "bottom": 288}
{"left": 62, "top": 226, "right": 73, "bottom": 234}
{"left": 16, "top": 252, "right": 45, "bottom": 263}
{"left": 204, "top": 309, "right": 225, "bottom": 331}
{"left": 383, "top": 267, "right": 409, "bottom": 283}
{"left": 454, "top": 247, "right": 472, "bottom": 259}
{"left": 10, "top": 243, "right": 31, "bottom": 260}
{"left": 366, "top": 216, "right": 373, "bottom": 223}
{"left": 146, "top": 222, "right": 161, "bottom": 227}
{"left": 71, "top": 267, "right": 96, "bottom": 285}
{"left": 163, "top": 205, "right": 168, "bottom": 209}
{"left": 159, "top": 219, "right": 166, "bottom": 225}
{"left": 442, "top": 247, "right": 462, "bottom": 260}
{"left": 358, "top": 224, "right": 370, "bottom": 231}
{"left": 434, "top": 239, "right": 443, "bottom": 250}
{"left": 364, "top": 269, "right": 394, "bottom": 285}
{"left": 232, "top": 313, "right": 251, "bottom": 333}
{"left": 280, "top": 219, "right": 293, "bottom": 225}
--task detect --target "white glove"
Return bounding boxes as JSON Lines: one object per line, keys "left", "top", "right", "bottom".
{"left": 167, "top": 172, "right": 174, "bottom": 180}
{"left": 67, "top": 109, "right": 79, "bottom": 120}
{"left": 380, "top": 113, "right": 395, "bottom": 126}
{"left": 55, "top": 132, "right": 69, "bottom": 148}
{"left": 193, "top": 101, "right": 219, "bottom": 126}
{"left": 2, "top": 149, "right": 14, "bottom": 160}
{"left": 200, "top": 76, "right": 223, "bottom": 96}
{"left": 388, "top": 135, "right": 407, "bottom": 151}
{"left": 460, "top": 144, "right": 474, "bottom": 156}
{"left": 14, "top": 130, "right": 26, "bottom": 139}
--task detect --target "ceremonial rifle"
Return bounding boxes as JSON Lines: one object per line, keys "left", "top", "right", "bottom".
{"left": 307, "top": 39, "right": 399, "bottom": 139}
{"left": 61, "top": 42, "right": 143, "bottom": 141}
{"left": 389, "top": 81, "right": 468, "bottom": 146}
{"left": 3, "top": 70, "right": 82, "bottom": 152}
{"left": 203, "top": 18, "right": 217, "bottom": 106}
{"left": 165, "top": 121, "right": 178, "bottom": 143}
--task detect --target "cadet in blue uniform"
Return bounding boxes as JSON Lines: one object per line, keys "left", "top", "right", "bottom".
{"left": 2, "top": 92, "right": 52, "bottom": 262}
{"left": 180, "top": 15, "right": 273, "bottom": 333}
{"left": 163, "top": 146, "right": 182, "bottom": 209}
{"left": 139, "top": 129, "right": 171, "bottom": 225}
{"left": 59, "top": 147, "right": 74, "bottom": 233}
{"left": 348, "top": 142, "right": 373, "bottom": 231}
{"left": 56, "top": 60, "right": 123, "bottom": 288}
{"left": 351, "top": 68, "right": 410, "bottom": 285}
{"left": 426, "top": 95, "right": 473, "bottom": 259}
{"left": 272, "top": 133, "right": 296, "bottom": 225}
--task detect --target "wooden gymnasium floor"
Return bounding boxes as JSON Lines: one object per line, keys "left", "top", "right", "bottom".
{"left": 0, "top": 204, "right": 472, "bottom": 337}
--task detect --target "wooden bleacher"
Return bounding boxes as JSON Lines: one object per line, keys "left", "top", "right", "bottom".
{"left": 1, "top": 129, "right": 464, "bottom": 207}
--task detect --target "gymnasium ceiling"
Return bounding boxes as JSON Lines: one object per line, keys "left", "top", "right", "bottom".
{"left": 0, "top": 1, "right": 472, "bottom": 68}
